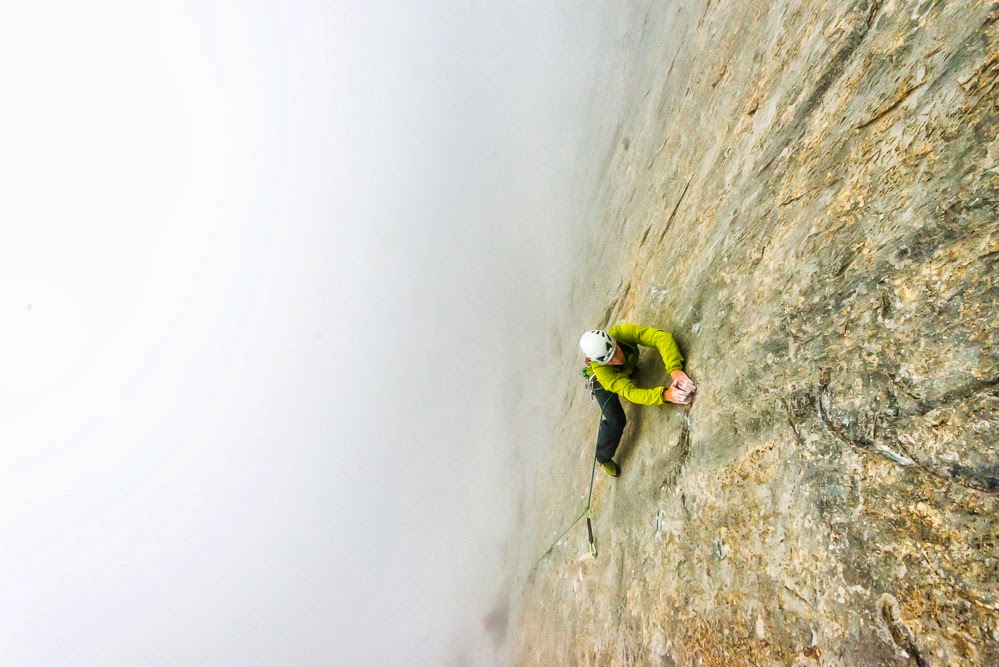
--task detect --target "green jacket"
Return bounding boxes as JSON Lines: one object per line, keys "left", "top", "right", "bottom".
{"left": 588, "top": 323, "right": 684, "bottom": 406}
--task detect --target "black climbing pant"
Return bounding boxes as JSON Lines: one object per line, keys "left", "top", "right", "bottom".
{"left": 592, "top": 384, "right": 626, "bottom": 463}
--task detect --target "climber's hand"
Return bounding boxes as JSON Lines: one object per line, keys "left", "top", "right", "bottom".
{"left": 669, "top": 369, "right": 697, "bottom": 394}
{"left": 663, "top": 385, "right": 693, "bottom": 404}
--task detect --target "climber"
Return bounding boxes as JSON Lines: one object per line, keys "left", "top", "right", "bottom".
{"left": 579, "top": 324, "right": 696, "bottom": 477}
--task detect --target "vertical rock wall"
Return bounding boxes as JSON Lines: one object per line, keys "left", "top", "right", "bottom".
{"left": 514, "top": 1, "right": 998, "bottom": 665}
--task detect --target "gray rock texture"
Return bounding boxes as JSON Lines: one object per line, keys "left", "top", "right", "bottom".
{"left": 511, "top": 0, "right": 998, "bottom": 665}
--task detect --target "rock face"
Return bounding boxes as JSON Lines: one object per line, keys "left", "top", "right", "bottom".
{"left": 512, "top": 1, "right": 998, "bottom": 665}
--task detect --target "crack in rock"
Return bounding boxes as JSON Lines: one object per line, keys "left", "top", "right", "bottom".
{"left": 879, "top": 593, "right": 929, "bottom": 667}
{"left": 659, "top": 410, "right": 692, "bottom": 493}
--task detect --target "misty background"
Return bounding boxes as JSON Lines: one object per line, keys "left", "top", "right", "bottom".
{"left": 0, "top": 2, "right": 657, "bottom": 665}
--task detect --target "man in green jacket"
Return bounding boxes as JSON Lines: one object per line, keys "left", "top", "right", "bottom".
{"left": 579, "top": 323, "right": 696, "bottom": 476}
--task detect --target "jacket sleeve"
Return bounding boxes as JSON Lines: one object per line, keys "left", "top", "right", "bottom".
{"left": 608, "top": 323, "right": 684, "bottom": 374}
{"left": 592, "top": 364, "right": 665, "bottom": 405}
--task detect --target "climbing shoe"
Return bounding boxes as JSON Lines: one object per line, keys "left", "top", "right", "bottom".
{"left": 600, "top": 460, "right": 620, "bottom": 477}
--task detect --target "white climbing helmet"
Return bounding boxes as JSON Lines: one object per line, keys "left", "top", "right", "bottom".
{"left": 579, "top": 330, "right": 617, "bottom": 365}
